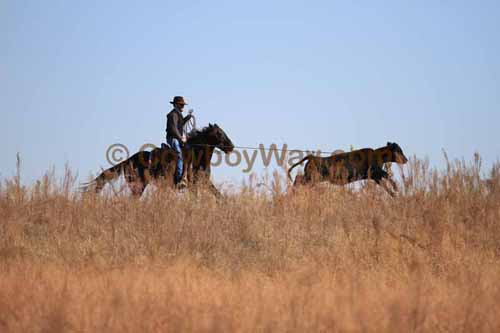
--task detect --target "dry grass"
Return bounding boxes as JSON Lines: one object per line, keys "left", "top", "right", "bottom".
{"left": 1, "top": 154, "right": 500, "bottom": 332}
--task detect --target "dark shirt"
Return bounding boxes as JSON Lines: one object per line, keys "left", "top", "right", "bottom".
{"left": 166, "top": 109, "right": 192, "bottom": 141}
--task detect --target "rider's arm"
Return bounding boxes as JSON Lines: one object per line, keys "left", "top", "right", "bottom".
{"left": 181, "top": 114, "right": 192, "bottom": 126}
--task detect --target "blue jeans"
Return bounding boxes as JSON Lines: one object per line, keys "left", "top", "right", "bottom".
{"left": 167, "top": 137, "right": 183, "bottom": 183}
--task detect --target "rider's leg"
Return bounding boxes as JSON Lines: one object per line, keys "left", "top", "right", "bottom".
{"left": 167, "top": 137, "right": 183, "bottom": 184}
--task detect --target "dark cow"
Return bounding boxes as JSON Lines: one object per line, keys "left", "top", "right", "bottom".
{"left": 288, "top": 142, "right": 408, "bottom": 196}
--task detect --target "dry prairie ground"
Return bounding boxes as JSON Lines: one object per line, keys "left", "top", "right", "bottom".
{"left": 1, "top": 156, "right": 500, "bottom": 332}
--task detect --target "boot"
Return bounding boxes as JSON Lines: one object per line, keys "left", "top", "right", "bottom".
{"left": 177, "top": 176, "right": 188, "bottom": 189}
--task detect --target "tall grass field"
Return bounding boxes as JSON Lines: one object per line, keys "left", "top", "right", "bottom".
{"left": 1, "top": 154, "right": 499, "bottom": 332}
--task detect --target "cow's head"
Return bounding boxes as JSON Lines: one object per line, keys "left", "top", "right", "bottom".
{"left": 386, "top": 142, "right": 408, "bottom": 164}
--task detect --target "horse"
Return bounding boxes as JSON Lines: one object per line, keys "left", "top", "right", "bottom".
{"left": 288, "top": 142, "right": 408, "bottom": 196}
{"left": 81, "top": 123, "right": 234, "bottom": 197}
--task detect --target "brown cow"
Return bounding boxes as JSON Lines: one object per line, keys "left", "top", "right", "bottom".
{"left": 288, "top": 142, "right": 408, "bottom": 196}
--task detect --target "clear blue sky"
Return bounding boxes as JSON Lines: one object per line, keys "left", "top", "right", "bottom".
{"left": 1, "top": 0, "right": 499, "bottom": 186}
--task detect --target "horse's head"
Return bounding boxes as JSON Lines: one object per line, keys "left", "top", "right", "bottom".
{"left": 386, "top": 142, "right": 408, "bottom": 164}
{"left": 206, "top": 123, "right": 234, "bottom": 153}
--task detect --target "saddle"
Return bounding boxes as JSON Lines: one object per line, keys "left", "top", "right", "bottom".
{"left": 162, "top": 142, "right": 189, "bottom": 150}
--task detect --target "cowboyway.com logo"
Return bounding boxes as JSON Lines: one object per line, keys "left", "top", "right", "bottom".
{"left": 106, "top": 143, "right": 346, "bottom": 173}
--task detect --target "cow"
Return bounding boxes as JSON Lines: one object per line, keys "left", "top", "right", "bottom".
{"left": 288, "top": 142, "right": 408, "bottom": 196}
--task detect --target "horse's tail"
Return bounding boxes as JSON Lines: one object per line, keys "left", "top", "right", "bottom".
{"left": 79, "top": 162, "right": 125, "bottom": 194}
{"left": 288, "top": 155, "right": 314, "bottom": 182}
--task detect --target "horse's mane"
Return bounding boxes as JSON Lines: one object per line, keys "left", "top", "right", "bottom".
{"left": 187, "top": 126, "right": 212, "bottom": 141}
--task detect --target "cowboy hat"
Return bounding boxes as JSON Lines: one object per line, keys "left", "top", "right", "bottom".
{"left": 170, "top": 96, "right": 188, "bottom": 105}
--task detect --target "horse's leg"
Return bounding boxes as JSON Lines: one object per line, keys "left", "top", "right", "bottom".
{"left": 94, "top": 170, "right": 113, "bottom": 193}
{"left": 123, "top": 165, "right": 135, "bottom": 194}
{"left": 158, "top": 148, "right": 177, "bottom": 189}
{"left": 160, "top": 159, "right": 176, "bottom": 189}
{"left": 123, "top": 164, "right": 143, "bottom": 197}
{"left": 92, "top": 168, "right": 120, "bottom": 194}
{"left": 181, "top": 148, "right": 192, "bottom": 185}
{"left": 208, "top": 180, "right": 223, "bottom": 199}
{"left": 187, "top": 165, "right": 193, "bottom": 184}
{"left": 130, "top": 181, "right": 146, "bottom": 197}
{"left": 131, "top": 167, "right": 149, "bottom": 197}
{"left": 199, "top": 177, "right": 223, "bottom": 199}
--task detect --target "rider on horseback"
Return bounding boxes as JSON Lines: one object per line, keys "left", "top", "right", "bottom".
{"left": 166, "top": 96, "right": 192, "bottom": 187}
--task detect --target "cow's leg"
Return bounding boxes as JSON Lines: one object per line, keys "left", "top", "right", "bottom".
{"left": 373, "top": 168, "right": 396, "bottom": 197}
{"left": 374, "top": 178, "right": 395, "bottom": 197}
{"left": 387, "top": 177, "right": 398, "bottom": 193}
{"left": 293, "top": 174, "right": 306, "bottom": 186}
{"left": 305, "top": 161, "right": 321, "bottom": 185}
{"left": 380, "top": 168, "right": 399, "bottom": 194}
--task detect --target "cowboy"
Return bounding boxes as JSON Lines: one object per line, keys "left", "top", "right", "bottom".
{"left": 166, "top": 96, "right": 192, "bottom": 187}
